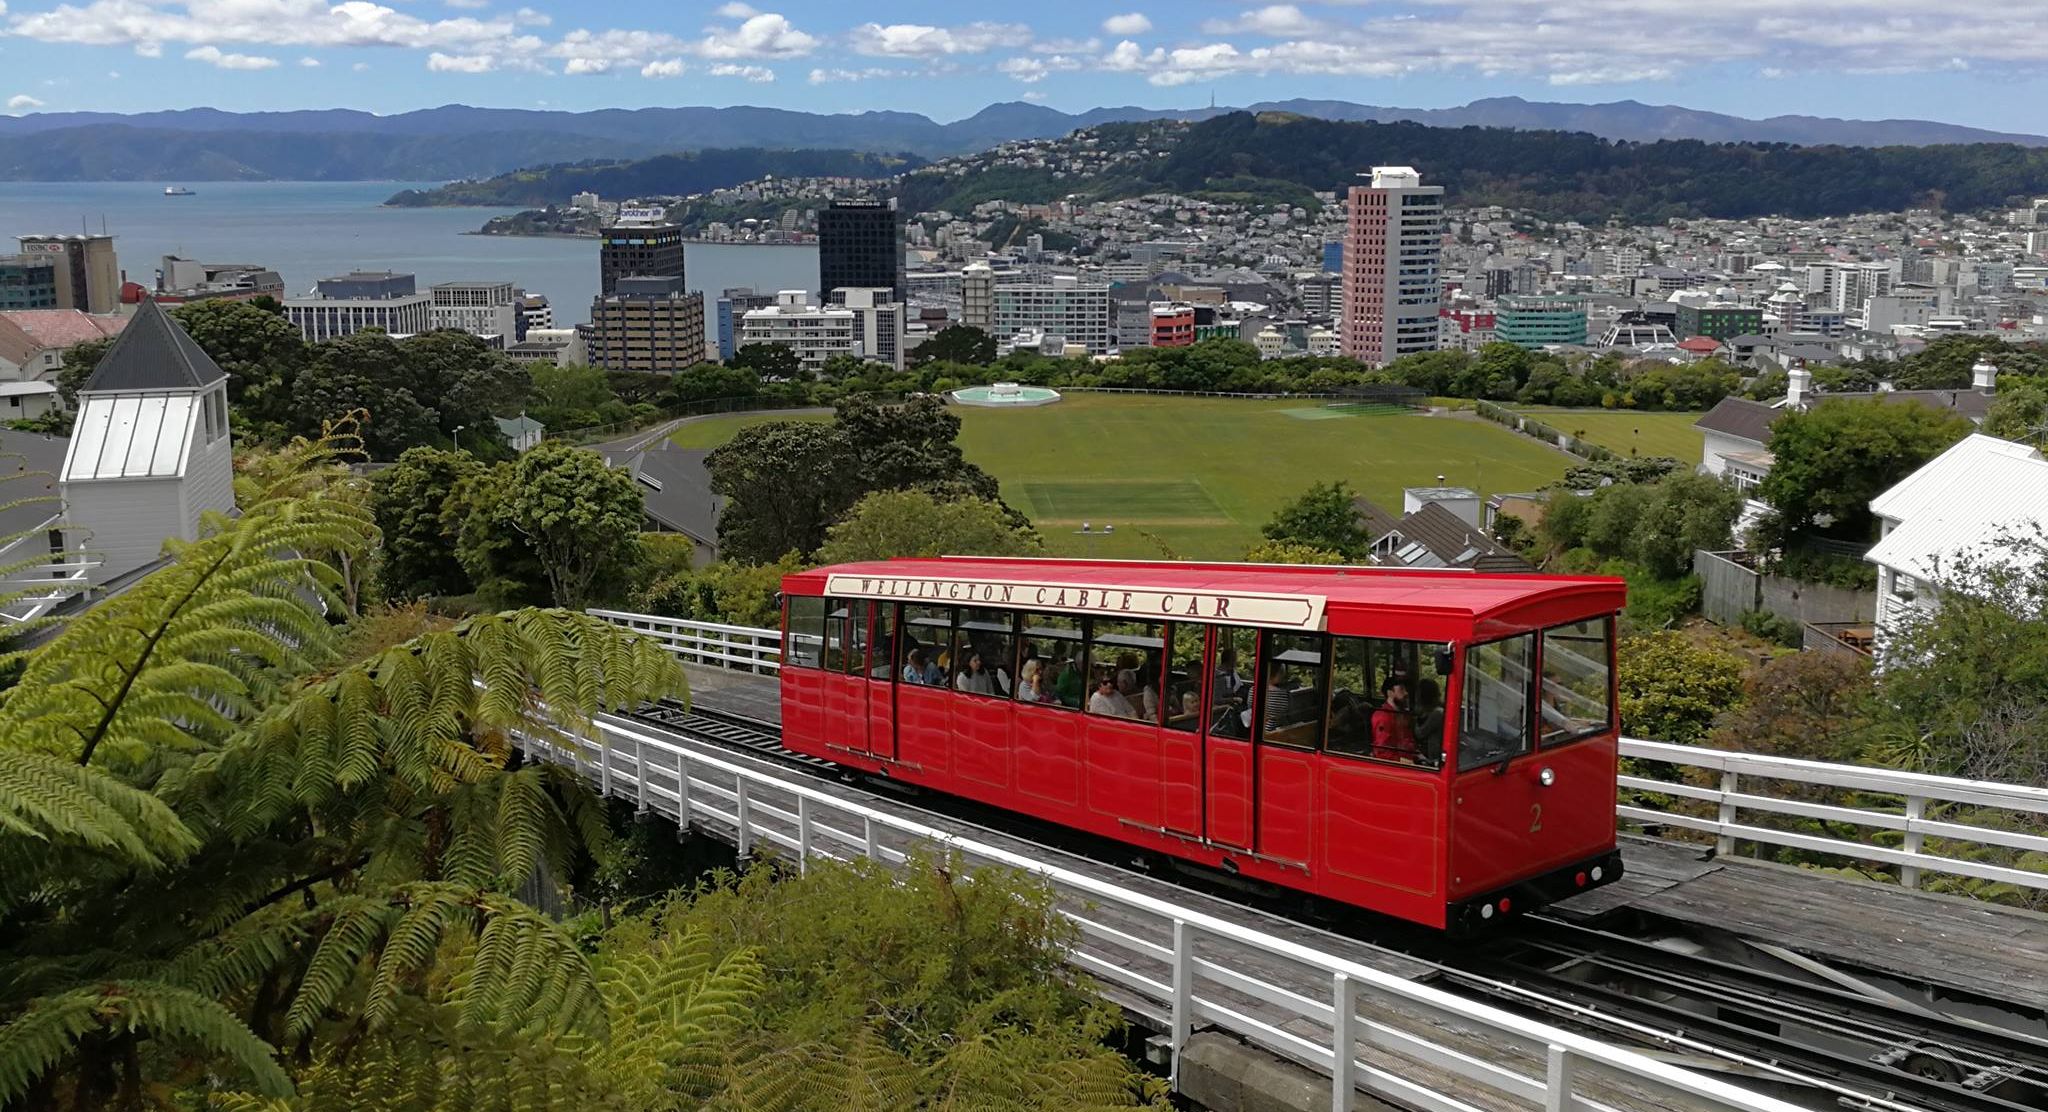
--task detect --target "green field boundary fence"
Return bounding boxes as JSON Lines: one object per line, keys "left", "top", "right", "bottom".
{"left": 1474, "top": 400, "right": 1619, "bottom": 463}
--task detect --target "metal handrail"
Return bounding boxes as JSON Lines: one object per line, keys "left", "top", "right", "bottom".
{"left": 587, "top": 611, "right": 2048, "bottom": 894}
{"left": 526, "top": 711, "right": 1804, "bottom": 1112}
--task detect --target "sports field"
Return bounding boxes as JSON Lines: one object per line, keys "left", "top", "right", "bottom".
{"left": 671, "top": 394, "right": 1580, "bottom": 558}
{"left": 1513, "top": 408, "right": 1706, "bottom": 463}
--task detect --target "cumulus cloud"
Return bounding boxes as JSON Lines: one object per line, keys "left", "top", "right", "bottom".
{"left": 640, "top": 57, "right": 684, "bottom": 77}
{"left": 7, "top": 93, "right": 44, "bottom": 109}
{"left": 186, "top": 44, "right": 279, "bottom": 68}
{"left": 1101, "top": 12, "right": 1151, "bottom": 35}
{"left": 443, "top": 0, "right": 486, "bottom": 8}
{"left": 847, "top": 21, "right": 1031, "bottom": 57}
{"left": 807, "top": 65, "right": 905, "bottom": 83}
{"left": 709, "top": 62, "right": 774, "bottom": 82}
{"left": 698, "top": 12, "right": 815, "bottom": 58}
{"left": 562, "top": 56, "right": 610, "bottom": 74}
{"left": 997, "top": 54, "right": 1081, "bottom": 83}
{"left": 133, "top": 41, "right": 161, "bottom": 57}
{"left": 714, "top": 1, "right": 755, "bottom": 16}
{"left": 1202, "top": 4, "right": 1322, "bottom": 37}
{"left": 426, "top": 50, "right": 493, "bottom": 71}
{"left": 512, "top": 6, "right": 547, "bottom": 26}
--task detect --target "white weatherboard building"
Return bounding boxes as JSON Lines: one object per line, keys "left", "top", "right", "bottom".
{"left": 1865, "top": 434, "right": 2048, "bottom": 654}
{"left": 59, "top": 299, "right": 236, "bottom": 586}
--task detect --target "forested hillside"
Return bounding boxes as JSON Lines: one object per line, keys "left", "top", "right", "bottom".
{"left": 386, "top": 148, "right": 924, "bottom": 207}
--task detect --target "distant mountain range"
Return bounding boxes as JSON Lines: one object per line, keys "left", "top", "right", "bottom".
{"left": 0, "top": 97, "right": 2042, "bottom": 182}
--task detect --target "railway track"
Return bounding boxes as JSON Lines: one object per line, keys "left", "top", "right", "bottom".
{"left": 621, "top": 698, "right": 2048, "bottom": 1112}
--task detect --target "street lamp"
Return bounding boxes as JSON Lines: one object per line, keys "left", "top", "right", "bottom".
{"left": 453, "top": 424, "right": 466, "bottom": 452}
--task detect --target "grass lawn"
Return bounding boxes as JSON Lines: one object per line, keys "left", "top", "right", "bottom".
{"left": 673, "top": 394, "right": 1580, "bottom": 559}
{"left": 1513, "top": 408, "right": 1706, "bottom": 464}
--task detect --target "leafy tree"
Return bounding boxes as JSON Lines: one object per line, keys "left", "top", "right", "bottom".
{"left": 404, "top": 329, "right": 531, "bottom": 448}
{"left": 1708, "top": 651, "right": 1879, "bottom": 765}
{"left": 0, "top": 429, "right": 686, "bottom": 1110}
{"left": 668, "top": 362, "right": 760, "bottom": 405}
{"left": 526, "top": 363, "right": 628, "bottom": 433}
{"left": 290, "top": 332, "right": 440, "bottom": 458}
{"left": 1260, "top": 480, "right": 1370, "bottom": 560}
{"left": 911, "top": 324, "right": 998, "bottom": 367}
{"left": 370, "top": 446, "right": 483, "bottom": 600}
{"left": 1617, "top": 631, "right": 1748, "bottom": 745}
{"left": 482, "top": 441, "right": 644, "bottom": 610}
{"left": 1759, "top": 398, "right": 1974, "bottom": 541}
{"left": 834, "top": 394, "right": 1004, "bottom": 505}
{"left": 1983, "top": 380, "right": 2048, "bottom": 448}
{"left": 730, "top": 342, "right": 802, "bottom": 379}
{"left": 1629, "top": 472, "right": 1744, "bottom": 579}
{"left": 706, "top": 421, "right": 853, "bottom": 564}
{"left": 1489, "top": 514, "right": 1536, "bottom": 559}
{"left": 52, "top": 338, "right": 111, "bottom": 408}
{"left": 637, "top": 554, "right": 804, "bottom": 627}
{"left": 169, "top": 298, "right": 306, "bottom": 430}
{"left": 1241, "top": 540, "right": 1346, "bottom": 564}
{"left": 816, "top": 490, "right": 1041, "bottom": 564}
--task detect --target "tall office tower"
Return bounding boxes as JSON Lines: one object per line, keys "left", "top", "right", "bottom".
{"left": 818, "top": 199, "right": 904, "bottom": 304}
{"left": 16, "top": 234, "right": 120, "bottom": 314}
{"left": 586, "top": 275, "right": 707, "bottom": 372}
{"left": 960, "top": 262, "right": 994, "bottom": 332}
{"left": 599, "top": 223, "right": 685, "bottom": 296}
{"left": 1341, "top": 166, "right": 1443, "bottom": 366}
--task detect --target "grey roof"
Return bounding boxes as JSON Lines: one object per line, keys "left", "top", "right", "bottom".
{"left": 1396, "top": 503, "right": 1527, "bottom": 570}
{"left": 0, "top": 429, "right": 67, "bottom": 543}
{"left": 80, "top": 299, "right": 225, "bottom": 393}
{"left": 608, "top": 443, "right": 720, "bottom": 547}
{"left": 1350, "top": 497, "right": 1404, "bottom": 544}
{"left": 1834, "top": 388, "right": 1996, "bottom": 423}
{"left": 1694, "top": 396, "right": 1779, "bottom": 446}
{"left": 493, "top": 413, "right": 543, "bottom": 438}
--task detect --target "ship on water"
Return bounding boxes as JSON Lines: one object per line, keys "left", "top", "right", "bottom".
{"left": 163, "top": 186, "right": 195, "bottom": 196}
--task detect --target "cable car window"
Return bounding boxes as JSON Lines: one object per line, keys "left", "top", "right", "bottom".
{"left": 1086, "top": 619, "right": 1165, "bottom": 723}
{"left": 783, "top": 595, "right": 826, "bottom": 669}
{"left": 1539, "top": 619, "right": 1613, "bottom": 746}
{"left": 1459, "top": 635, "right": 1535, "bottom": 772}
{"left": 1205, "top": 626, "right": 1258, "bottom": 739}
{"left": 1257, "top": 631, "right": 1327, "bottom": 750}
{"left": 830, "top": 598, "right": 859, "bottom": 674}
{"left": 868, "top": 603, "right": 897, "bottom": 680}
{"left": 953, "top": 608, "right": 1016, "bottom": 699}
{"left": 1325, "top": 637, "right": 1447, "bottom": 769}
{"left": 1163, "top": 623, "right": 1205, "bottom": 733}
{"left": 900, "top": 605, "right": 955, "bottom": 687}
{"left": 1017, "top": 611, "right": 1084, "bottom": 709}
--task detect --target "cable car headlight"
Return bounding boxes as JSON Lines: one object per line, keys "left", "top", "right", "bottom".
{"left": 1538, "top": 767, "right": 1556, "bottom": 787}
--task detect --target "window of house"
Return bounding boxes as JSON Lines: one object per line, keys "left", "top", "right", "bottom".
{"left": 783, "top": 595, "right": 826, "bottom": 669}
{"left": 1086, "top": 619, "right": 1165, "bottom": 723}
{"left": 1016, "top": 611, "right": 1083, "bottom": 709}
{"left": 1459, "top": 635, "right": 1535, "bottom": 772}
{"left": 1325, "top": 636, "right": 1448, "bottom": 769}
{"left": 900, "top": 605, "right": 955, "bottom": 687}
{"left": 1538, "top": 619, "right": 1613, "bottom": 746}
{"left": 1257, "top": 631, "right": 1328, "bottom": 750}
{"left": 952, "top": 608, "right": 1016, "bottom": 699}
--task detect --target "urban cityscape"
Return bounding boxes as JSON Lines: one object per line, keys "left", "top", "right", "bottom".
{"left": 2, "top": 3, "right": 2047, "bottom": 1109}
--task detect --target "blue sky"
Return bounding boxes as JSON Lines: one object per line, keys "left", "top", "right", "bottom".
{"left": 3, "top": 0, "right": 2045, "bottom": 134}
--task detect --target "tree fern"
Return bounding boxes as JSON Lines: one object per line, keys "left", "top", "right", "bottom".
{"left": 0, "top": 981, "right": 292, "bottom": 1105}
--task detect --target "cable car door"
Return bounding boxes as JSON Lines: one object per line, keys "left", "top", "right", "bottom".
{"left": 822, "top": 598, "right": 869, "bottom": 756}
{"left": 1201, "top": 625, "right": 1258, "bottom": 851}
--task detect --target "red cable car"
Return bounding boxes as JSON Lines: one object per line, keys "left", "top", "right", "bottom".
{"left": 778, "top": 557, "right": 1626, "bottom": 931}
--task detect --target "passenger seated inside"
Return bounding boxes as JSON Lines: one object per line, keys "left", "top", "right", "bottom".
{"left": 1211, "top": 684, "right": 1253, "bottom": 739}
{"left": 1370, "top": 677, "right": 1417, "bottom": 763}
{"left": 1052, "top": 656, "right": 1084, "bottom": 708}
{"left": 1127, "top": 664, "right": 1160, "bottom": 722}
{"left": 1410, "top": 678, "right": 1443, "bottom": 766}
{"left": 954, "top": 650, "right": 997, "bottom": 695}
{"left": 904, "top": 647, "right": 944, "bottom": 686}
{"left": 1089, "top": 673, "right": 1137, "bottom": 718}
{"left": 1016, "top": 658, "right": 1045, "bottom": 703}
{"left": 1261, "top": 659, "right": 1293, "bottom": 733}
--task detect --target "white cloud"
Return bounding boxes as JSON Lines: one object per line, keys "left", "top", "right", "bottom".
{"left": 352, "top": 60, "right": 369, "bottom": 70}
{"left": 134, "top": 41, "right": 161, "bottom": 57}
{"left": 562, "top": 56, "right": 610, "bottom": 74}
{"left": 1101, "top": 12, "right": 1150, "bottom": 35}
{"left": 708, "top": 62, "right": 774, "bottom": 82}
{"left": 997, "top": 54, "right": 1081, "bottom": 83}
{"left": 807, "top": 65, "right": 905, "bottom": 83}
{"left": 1202, "top": 4, "right": 1322, "bottom": 37}
{"left": 698, "top": 12, "right": 815, "bottom": 58}
{"left": 107, "top": 69, "right": 120, "bottom": 77}
{"left": 1021, "top": 90, "right": 1047, "bottom": 102}
{"left": 1032, "top": 36, "right": 1098, "bottom": 54}
{"left": 186, "top": 44, "right": 280, "bottom": 68}
{"left": 6, "top": 93, "right": 44, "bottom": 109}
{"left": 443, "top": 0, "right": 486, "bottom": 7}
{"left": 512, "top": 6, "right": 547, "bottom": 26}
{"left": 714, "top": 1, "right": 755, "bottom": 16}
{"left": 847, "top": 21, "right": 1031, "bottom": 57}
{"left": 426, "top": 50, "right": 493, "bottom": 71}
{"left": 297, "top": 55, "right": 319, "bottom": 65}
{"left": 640, "top": 57, "right": 684, "bottom": 77}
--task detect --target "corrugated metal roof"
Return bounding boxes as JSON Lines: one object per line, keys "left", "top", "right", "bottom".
{"left": 1866, "top": 435, "right": 2048, "bottom": 581}
{"left": 61, "top": 393, "right": 196, "bottom": 480}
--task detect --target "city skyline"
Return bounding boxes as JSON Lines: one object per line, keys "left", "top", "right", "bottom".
{"left": 2, "top": 0, "right": 2046, "bottom": 136}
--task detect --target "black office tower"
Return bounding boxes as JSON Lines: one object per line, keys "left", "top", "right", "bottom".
{"left": 818, "top": 199, "right": 904, "bottom": 304}
{"left": 600, "top": 224, "right": 685, "bottom": 296}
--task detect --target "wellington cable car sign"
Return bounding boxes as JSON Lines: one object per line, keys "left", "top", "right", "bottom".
{"left": 823, "top": 573, "right": 1326, "bottom": 631}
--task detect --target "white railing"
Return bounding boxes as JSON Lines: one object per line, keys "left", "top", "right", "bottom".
{"left": 528, "top": 712, "right": 1804, "bottom": 1112}
{"left": 1617, "top": 738, "right": 2048, "bottom": 893}
{"left": 589, "top": 612, "right": 2048, "bottom": 896}
{"left": 586, "top": 610, "right": 782, "bottom": 674}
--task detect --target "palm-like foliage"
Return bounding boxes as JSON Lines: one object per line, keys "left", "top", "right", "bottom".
{"left": 0, "top": 424, "right": 686, "bottom": 1110}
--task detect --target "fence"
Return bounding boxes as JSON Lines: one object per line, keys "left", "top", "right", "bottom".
{"left": 526, "top": 711, "right": 1807, "bottom": 1112}
{"left": 550, "top": 394, "right": 824, "bottom": 448}
{"left": 1472, "top": 401, "right": 1620, "bottom": 463}
{"left": 1692, "top": 548, "right": 1873, "bottom": 629}
{"left": 589, "top": 611, "right": 2048, "bottom": 896}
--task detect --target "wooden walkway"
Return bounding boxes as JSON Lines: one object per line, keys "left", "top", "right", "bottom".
{"left": 677, "top": 664, "right": 2048, "bottom": 1013}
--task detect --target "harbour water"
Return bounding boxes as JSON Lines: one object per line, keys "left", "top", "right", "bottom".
{"left": 0, "top": 181, "right": 819, "bottom": 331}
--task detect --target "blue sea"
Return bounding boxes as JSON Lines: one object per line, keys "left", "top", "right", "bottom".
{"left": 0, "top": 180, "right": 818, "bottom": 331}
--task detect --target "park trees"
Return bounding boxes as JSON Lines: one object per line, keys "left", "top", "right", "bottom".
{"left": 451, "top": 442, "right": 644, "bottom": 610}
{"left": 1260, "top": 480, "right": 1371, "bottom": 561}
{"left": 168, "top": 298, "right": 307, "bottom": 432}
{"left": 729, "top": 341, "right": 802, "bottom": 380}
{"left": 910, "top": 324, "right": 998, "bottom": 367}
{"left": 816, "top": 490, "right": 1042, "bottom": 564}
{"left": 1984, "top": 380, "right": 2048, "bottom": 448}
{"left": 1758, "top": 398, "right": 1974, "bottom": 542}
{"left": 526, "top": 363, "right": 631, "bottom": 433}
{"left": 289, "top": 332, "right": 440, "bottom": 458}
{"left": 370, "top": 446, "right": 482, "bottom": 600}
{"left": 1241, "top": 540, "right": 1346, "bottom": 564}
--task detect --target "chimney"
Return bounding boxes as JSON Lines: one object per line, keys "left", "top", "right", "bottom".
{"left": 1786, "top": 363, "right": 1811, "bottom": 408}
{"left": 1973, "top": 357, "right": 1998, "bottom": 395}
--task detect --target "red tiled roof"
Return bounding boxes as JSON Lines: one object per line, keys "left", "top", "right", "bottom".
{"left": 0, "top": 310, "right": 127, "bottom": 352}
{"left": 1677, "top": 335, "right": 1722, "bottom": 353}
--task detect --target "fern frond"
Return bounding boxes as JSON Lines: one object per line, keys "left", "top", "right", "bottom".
{"left": 0, "top": 980, "right": 291, "bottom": 1104}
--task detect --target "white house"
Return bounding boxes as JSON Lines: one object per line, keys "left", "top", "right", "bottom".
{"left": 1864, "top": 434, "right": 2048, "bottom": 652}
{"left": 59, "top": 299, "right": 237, "bottom": 587}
